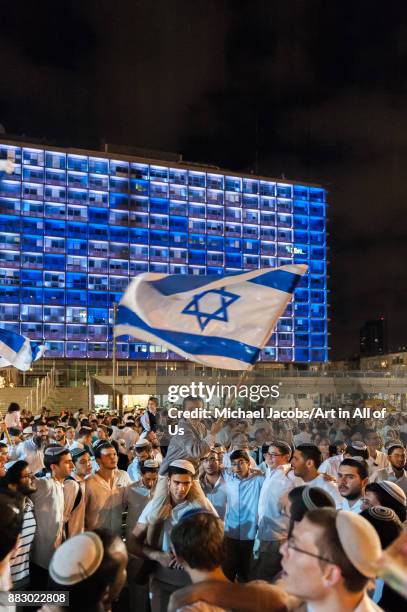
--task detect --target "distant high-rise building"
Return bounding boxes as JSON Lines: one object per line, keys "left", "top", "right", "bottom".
{"left": 360, "top": 317, "right": 388, "bottom": 356}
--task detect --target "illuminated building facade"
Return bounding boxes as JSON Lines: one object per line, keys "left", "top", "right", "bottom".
{"left": 0, "top": 140, "right": 328, "bottom": 363}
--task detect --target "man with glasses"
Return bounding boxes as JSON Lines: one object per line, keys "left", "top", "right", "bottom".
{"left": 1, "top": 460, "right": 37, "bottom": 590}
{"left": 223, "top": 450, "right": 264, "bottom": 582}
{"left": 254, "top": 441, "right": 299, "bottom": 581}
{"left": 280, "top": 508, "right": 384, "bottom": 611}
{"left": 200, "top": 449, "right": 227, "bottom": 519}
{"left": 64, "top": 447, "right": 93, "bottom": 536}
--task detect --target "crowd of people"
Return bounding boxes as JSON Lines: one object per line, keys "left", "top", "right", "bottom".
{"left": 0, "top": 396, "right": 406, "bottom": 612}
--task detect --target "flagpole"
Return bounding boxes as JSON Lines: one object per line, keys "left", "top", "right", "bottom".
{"left": 112, "top": 302, "right": 117, "bottom": 415}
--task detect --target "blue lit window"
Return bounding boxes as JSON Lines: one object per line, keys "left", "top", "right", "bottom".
{"left": 188, "top": 172, "right": 205, "bottom": 187}
{"left": 46, "top": 152, "right": 66, "bottom": 170}
{"left": 225, "top": 176, "right": 241, "bottom": 192}
{"left": 260, "top": 227, "right": 276, "bottom": 241}
{"left": 293, "top": 185, "right": 308, "bottom": 200}
{"left": 225, "top": 192, "right": 241, "bottom": 206}
{"left": 89, "top": 157, "right": 108, "bottom": 174}
{"left": 68, "top": 172, "right": 88, "bottom": 189}
{"left": 169, "top": 184, "right": 187, "bottom": 200}
{"left": 311, "top": 319, "right": 326, "bottom": 333}
{"left": 189, "top": 234, "right": 206, "bottom": 247}
{"left": 243, "top": 255, "right": 258, "bottom": 268}
{"left": 130, "top": 261, "right": 148, "bottom": 274}
{"left": 66, "top": 238, "right": 86, "bottom": 255}
{"left": 189, "top": 251, "right": 206, "bottom": 265}
{"left": 66, "top": 290, "right": 87, "bottom": 306}
{"left": 276, "top": 184, "right": 292, "bottom": 198}
{"left": 110, "top": 226, "right": 129, "bottom": 243}
{"left": 67, "top": 255, "right": 87, "bottom": 271}
{"left": 278, "top": 348, "right": 293, "bottom": 361}
{"left": 89, "top": 175, "right": 108, "bottom": 190}
{"left": 277, "top": 199, "right": 292, "bottom": 213}
{"left": 0, "top": 181, "right": 20, "bottom": 198}
{"left": 150, "top": 199, "right": 169, "bottom": 214}
{"left": 65, "top": 307, "right": 86, "bottom": 324}
{"left": 130, "top": 244, "right": 148, "bottom": 260}
{"left": 88, "top": 292, "right": 108, "bottom": 307}
{"left": 67, "top": 155, "right": 88, "bottom": 172}
{"left": 44, "top": 219, "right": 65, "bottom": 236}
{"left": 260, "top": 181, "right": 275, "bottom": 197}
{"left": 67, "top": 189, "right": 88, "bottom": 206}
{"left": 130, "top": 179, "right": 149, "bottom": 196}
{"left": 23, "top": 148, "right": 44, "bottom": 167}
{"left": 67, "top": 207, "right": 87, "bottom": 222}
{"left": 150, "top": 166, "right": 169, "bottom": 182}
{"left": 189, "top": 187, "right": 206, "bottom": 203}
{"left": 170, "top": 264, "right": 187, "bottom": 274}
{"left": 169, "top": 168, "right": 186, "bottom": 184}
{"left": 65, "top": 273, "right": 86, "bottom": 289}
{"left": 261, "top": 256, "right": 276, "bottom": 267}
{"left": 169, "top": 201, "right": 187, "bottom": 216}
{"left": 88, "top": 308, "right": 108, "bottom": 325}
{"left": 225, "top": 252, "right": 242, "bottom": 267}
{"left": 207, "top": 236, "right": 224, "bottom": 250}
{"left": 150, "top": 262, "right": 168, "bottom": 273}
{"left": 243, "top": 239, "right": 259, "bottom": 254}
{"left": 23, "top": 182, "right": 43, "bottom": 200}
{"left": 150, "top": 182, "right": 169, "bottom": 198}
{"left": 207, "top": 220, "right": 224, "bottom": 235}
{"left": 150, "top": 215, "right": 168, "bottom": 230}
{"left": 130, "top": 227, "right": 148, "bottom": 244}
{"left": 66, "top": 342, "right": 87, "bottom": 358}
{"left": 0, "top": 268, "right": 19, "bottom": 285}
{"left": 310, "top": 349, "right": 326, "bottom": 361}
{"left": 260, "top": 212, "right": 275, "bottom": 225}
{"left": 22, "top": 235, "right": 41, "bottom": 252}
{"left": 0, "top": 215, "right": 20, "bottom": 233}
{"left": 242, "top": 194, "right": 259, "bottom": 208}
{"left": 0, "top": 198, "right": 20, "bottom": 215}
{"left": 207, "top": 174, "right": 224, "bottom": 190}
{"left": 243, "top": 210, "right": 258, "bottom": 223}
{"left": 44, "top": 324, "right": 64, "bottom": 339}
{"left": 0, "top": 251, "right": 20, "bottom": 267}
{"left": 260, "top": 197, "right": 275, "bottom": 211}
{"left": 88, "top": 325, "right": 107, "bottom": 340}
{"left": 131, "top": 164, "right": 149, "bottom": 180}
{"left": 150, "top": 230, "right": 168, "bottom": 246}
{"left": 310, "top": 303, "right": 325, "bottom": 318}
{"left": 109, "top": 259, "right": 128, "bottom": 274}
{"left": 110, "top": 177, "right": 129, "bottom": 193}
{"left": 225, "top": 208, "right": 241, "bottom": 222}
{"left": 243, "top": 179, "right": 258, "bottom": 194}
{"left": 207, "top": 191, "right": 223, "bottom": 205}
{"left": 169, "top": 248, "right": 187, "bottom": 262}
{"left": 150, "top": 247, "right": 168, "bottom": 261}
{"left": 23, "top": 167, "right": 44, "bottom": 183}
{"left": 88, "top": 258, "right": 108, "bottom": 273}
{"left": 110, "top": 160, "right": 129, "bottom": 177}
{"left": 309, "top": 188, "right": 325, "bottom": 203}
{"left": 89, "top": 191, "right": 108, "bottom": 207}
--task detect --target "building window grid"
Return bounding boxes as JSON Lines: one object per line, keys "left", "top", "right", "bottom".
{"left": 0, "top": 144, "right": 327, "bottom": 360}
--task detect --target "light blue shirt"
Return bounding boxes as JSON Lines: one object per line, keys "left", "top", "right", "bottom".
{"left": 224, "top": 471, "right": 265, "bottom": 540}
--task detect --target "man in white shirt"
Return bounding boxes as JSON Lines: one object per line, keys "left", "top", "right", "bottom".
{"left": 291, "top": 444, "right": 343, "bottom": 507}
{"left": 293, "top": 423, "right": 312, "bottom": 447}
{"left": 371, "top": 444, "right": 407, "bottom": 495}
{"left": 85, "top": 442, "right": 131, "bottom": 536}
{"left": 338, "top": 459, "right": 369, "bottom": 514}
{"left": 129, "top": 460, "right": 213, "bottom": 612}
{"left": 223, "top": 450, "right": 264, "bottom": 582}
{"left": 366, "top": 430, "right": 389, "bottom": 475}
{"left": 319, "top": 440, "right": 347, "bottom": 479}
{"left": 254, "top": 441, "right": 299, "bottom": 581}
{"left": 30, "top": 445, "right": 74, "bottom": 589}
{"left": 222, "top": 434, "right": 257, "bottom": 470}
{"left": 199, "top": 450, "right": 227, "bottom": 519}
{"left": 127, "top": 439, "right": 153, "bottom": 482}
{"left": 280, "top": 508, "right": 384, "bottom": 611}
{"left": 64, "top": 447, "right": 93, "bottom": 537}
{"left": 121, "top": 419, "right": 139, "bottom": 451}
{"left": 7, "top": 422, "right": 50, "bottom": 476}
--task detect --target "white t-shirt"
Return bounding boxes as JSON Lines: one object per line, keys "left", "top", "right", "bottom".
{"left": 137, "top": 499, "right": 197, "bottom": 552}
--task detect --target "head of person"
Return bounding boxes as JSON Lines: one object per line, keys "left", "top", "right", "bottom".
{"left": 338, "top": 459, "right": 369, "bottom": 501}
{"left": 171, "top": 511, "right": 224, "bottom": 577}
{"left": 7, "top": 402, "right": 20, "bottom": 414}
{"left": 318, "top": 436, "right": 330, "bottom": 458}
{"left": 230, "top": 432, "right": 250, "bottom": 453}
{"left": 363, "top": 481, "right": 407, "bottom": 522}
{"left": 146, "top": 430, "right": 159, "bottom": 447}
{"left": 54, "top": 425, "right": 66, "bottom": 443}
{"left": 44, "top": 445, "right": 74, "bottom": 480}
{"left": 230, "top": 450, "right": 251, "bottom": 479}
{"left": 202, "top": 451, "right": 221, "bottom": 476}
{"left": 140, "top": 460, "right": 159, "bottom": 490}
{"left": 212, "top": 443, "right": 225, "bottom": 464}
{"left": 181, "top": 396, "right": 204, "bottom": 423}
{"left": 0, "top": 491, "right": 24, "bottom": 565}
{"left": 291, "top": 445, "right": 322, "bottom": 479}
{"left": 78, "top": 427, "right": 93, "bottom": 446}
{"left": 387, "top": 444, "right": 406, "bottom": 471}
{"left": 0, "top": 443, "right": 9, "bottom": 473}
{"left": 22, "top": 426, "right": 33, "bottom": 441}
{"left": 167, "top": 461, "right": 194, "bottom": 504}
{"left": 1, "top": 460, "right": 37, "bottom": 496}
{"left": 48, "top": 529, "right": 128, "bottom": 610}
{"left": 96, "top": 425, "right": 109, "bottom": 441}
{"left": 344, "top": 441, "right": 369, "bottom": 461}
{"left": 365, "top": 429, "right": 381, "bottom": 451}
{"left": 134, "top": 440, "right": 152, "bottom": 462}
{"left": 32, "top": 421, "right": 49, "bottom": 447}
{"left": 147, "top": 397, "right": 158, "bottom": 414}
{"left": 360, "top": 506, "right": 402, "bottom": 549}
{"left": 265, "top": 441, "right": 291, "bottom": 470}
{"left": 286, "top": 486, "right": 335, "bottom": 537}
{"left": 71, "top": 449, "right": 93, "bottom": 478}
{"left": 94, "top": 442, "right": 118, "bottom": 472}
{"left": 66, "top": 425, "right": 75, "bottom": 442}
{"left": 331, "top": 441, "right": 347, "bottom": 457}
{"left": 280, "top": 508, "right": 382, "bottom": 606}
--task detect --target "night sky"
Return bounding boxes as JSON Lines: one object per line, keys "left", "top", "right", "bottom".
{"left": 1, "top": 1, "right": 407, "bottom": 360}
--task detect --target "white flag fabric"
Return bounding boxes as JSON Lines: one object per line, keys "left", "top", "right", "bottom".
{"left": 115, "top": 264, "right": 307, "bottom": 370}
{"left": 0, "top": 329, "right": 46, "bottom": 371}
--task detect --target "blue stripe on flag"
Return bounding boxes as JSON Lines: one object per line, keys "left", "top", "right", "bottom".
{"left": 0, "top": 328, "right": 26, "bottom": 353}
{"left": 116, "top": 305, "right": 259, "bottom": 364}
{"left": 248, "top": 269, "right": 301, "bottom": 293}
{"left": 148, "top": 271, "right": 244, "bottom": 296}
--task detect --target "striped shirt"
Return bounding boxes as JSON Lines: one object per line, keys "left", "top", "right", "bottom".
{"left": 9, "top": 499, "right": 36, "bottom": 585}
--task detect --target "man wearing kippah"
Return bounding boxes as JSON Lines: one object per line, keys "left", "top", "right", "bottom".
{"left": 371, "top": 444, "right": 407, "bottom": 495}
{"left": 280, "top": 508, "right": 384, "bottom": 611}
{"left": 365, "top": 430, "right": 389, "bottom": 476}
{"left": 127, "top": 439, "right": 154, "bottom": 482}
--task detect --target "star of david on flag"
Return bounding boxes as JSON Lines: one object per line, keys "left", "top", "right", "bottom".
{"left": 115, "top": 264, "right": 307, "bottom": 370}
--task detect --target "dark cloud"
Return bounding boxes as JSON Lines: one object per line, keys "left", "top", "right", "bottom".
{"left": 1, "top": 1, "right": 407, "bottom": 358}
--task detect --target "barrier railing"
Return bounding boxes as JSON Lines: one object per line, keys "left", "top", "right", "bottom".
{"left": 24, "top": 367, "right": 56, "bottom": 415}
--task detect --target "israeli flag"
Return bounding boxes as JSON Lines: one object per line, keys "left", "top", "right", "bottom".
{"left": 115, "top": 264, "right": 307, "bottom": 370}
{"left": 0, "top": 329, "right": 46, "bottom": 371}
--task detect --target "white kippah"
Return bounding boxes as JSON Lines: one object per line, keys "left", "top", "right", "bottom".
{"left": 135, "top": 439, "right": 150, "bottom": 449}
{"left": 378, "top": 481, "right": 407, "bottom": 506}
{"left": 169, "top": 459, "right": 195, "bottom": 475}
{"left": 336, "top": 510, "right": 382, "bottom": 578}
{"left": 44, "top": 445, "right": 67, "bottom": 458}
{"left": 350, "top": 441, "right": 367, "bottom": 451}
{"left": 143, "top": 459, "right": 159, "bottom": 469}
{"left": 22, "top": 427, "right": 32, "bottom": 434}
{"left": 49, "top": 532, "right": 104, "bottom": 585}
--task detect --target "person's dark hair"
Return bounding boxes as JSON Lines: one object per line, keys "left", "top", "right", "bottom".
{"left": 306, "top": 508, "right": 368, "bottom": 593}
{"left": 94, "top": 442, "right": 115, "bottom": 459}
{"left": 288, "top": 486, "right": 335, "bottom": 536}
{"left": 106, "top": 426, "right": 113, "bottom": 437}
{"left": 68, "top": 417, "right": 78, "bottom": 429}
{"left": 148, "top": 396, "right": 158, "bottom": 406}
{"left": 296, "top": 444, "right": 322, "bottom": 469}
{"left": 32, "top": 421, "right": 47, "bottom": 433}
{"left": 0, "top": 442, "right": 7, "bottom": 451}
{"left": 1, "top": 460, "right": 28, "bottom": 486}
{"left": 167, "top": 466, "right": 193, "bottom": 478}
{"left": 270, "top": 440, "right": 292, "bottom": 459}
{"left": 140, "top": 463, "right": 159, "bottom": 475}
{"left": 230, "top": 449, "right": 250, "bottom": 463}
{"left": 171, "top": 512, "right": 224, "bottom": 570}
{"left": 80, "top": 419, "right": 90, "bottom": 428}
{"left": 0, "top": 490, "right": 24, "bottom": 562}
{"left": 387, "top": 444, "right": 404, "bottom": 456}
{"left": 339, "top": 458, "right": 368, "bottom": 481}
{"left": 182, "top": 395, "right": 202, "bottom": 410}
{"left": 365, "top": 483, "right": 406, "bottom": 522}
{"left": 111, "top": 417, "right": 118, "bottom": 427}
{"left": 55, "top": 424, "right": 66, "bottom": 432}
{"left": 48, "top": 529, "right": 125, "bottom": 611}
{"left": 78, "top": 427, "right": 92, "bottom": 438}
{"left": 44, "top": 445, "right": 71, "bottom": 472}
{"left": 345, "top": 444, "right": 370, "bottom": 461}
{"left": 360, "top": 507, "right": 402, "bottom": 549}
{"left": 298, "top": 423, "right": 306, "bottom": 432}
{"left": 7, "top": 402, "right": 20, "bottom": 414}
